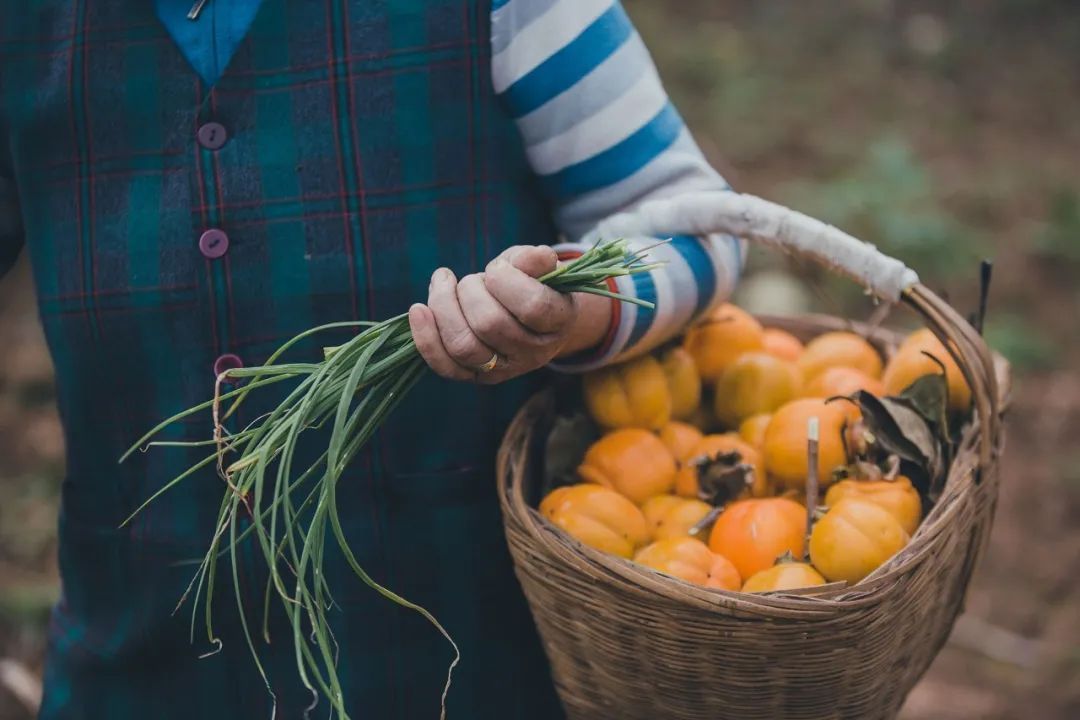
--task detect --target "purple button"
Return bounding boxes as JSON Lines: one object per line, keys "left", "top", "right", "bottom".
{"left": 198, "top": 228, "right": 229, "bottom": 259}
{"left": 213, "top": 353, "right": 244, "bottom": 379}
{"left": 197, "top": 122, "right": 228, "bottom": 150}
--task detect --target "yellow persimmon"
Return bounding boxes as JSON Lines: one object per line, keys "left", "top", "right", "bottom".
{"left": 713, "top": 352, "right": 801, "bottom": 428}
{"left": 809, "top": 498, "right": 909, "bottom": 584}
{"left": 582, "top": 354, "right": 672, "bottom": 431}
{"left": 660, "top": 346, "right": 702, "bottom": 420}
{"left": 641, "top": 495, "right": 713, "bottom": 540}
{"left": 540, "top": 484, "right": 651, "bottom": 558}
{"left": 824, "top": 476, "right": 922, "bottom": 536}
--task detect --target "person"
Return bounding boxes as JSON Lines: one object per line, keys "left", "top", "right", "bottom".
{"left": 0, "top": 1, "right": 743, "bottom": 717}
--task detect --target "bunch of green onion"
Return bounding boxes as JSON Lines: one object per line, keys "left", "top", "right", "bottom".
{"left": 120, "top": 239, "right": 659, "bottom": 719}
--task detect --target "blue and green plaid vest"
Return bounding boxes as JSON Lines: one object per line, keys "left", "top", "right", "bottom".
{"left": 1, "top": 2, "right": 563, "bottom": 717}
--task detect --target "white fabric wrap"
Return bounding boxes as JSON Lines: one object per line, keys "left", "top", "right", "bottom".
{"left": 590, "top": 190, "right": 921, "bottom": 303}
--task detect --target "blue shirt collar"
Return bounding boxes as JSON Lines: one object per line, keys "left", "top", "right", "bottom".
{"left": 154, "top": 0, "right": 265, "bottom": 86}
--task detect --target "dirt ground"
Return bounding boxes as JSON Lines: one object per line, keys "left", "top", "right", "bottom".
{"left": 2, "top": 1, "right": 1078, "bottom": 718}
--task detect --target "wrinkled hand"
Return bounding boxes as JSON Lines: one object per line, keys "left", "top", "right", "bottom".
{"left": 408, "top": 245, "right": 582, "bottom": 384}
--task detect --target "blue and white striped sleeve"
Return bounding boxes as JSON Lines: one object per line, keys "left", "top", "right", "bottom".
{"left": 491, "top": 0, "right": 747, "bottom": 372}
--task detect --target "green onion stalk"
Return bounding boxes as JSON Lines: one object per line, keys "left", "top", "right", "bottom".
{"left": 119, "top": 239, "right": 661, "bottom": 719}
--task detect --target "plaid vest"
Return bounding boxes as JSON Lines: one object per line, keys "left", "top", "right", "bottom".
{"left": 1, "top": 2, "right": 563, "bottom": 717}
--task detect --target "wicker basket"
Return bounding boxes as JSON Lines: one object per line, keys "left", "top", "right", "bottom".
{"left": 496, "top": 193, "right": 1011, "bottom": 720}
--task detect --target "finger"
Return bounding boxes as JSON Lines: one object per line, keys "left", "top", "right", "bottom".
{"left": 408, "top": 303, "right": 472, "bottom": 381}
{"left": 498, "top": 244, "right": 559, "bottom": 279}
{"left": 484, "top": 257, "right": 575, "bottom": 334}
{"left": 428, "top": 267, "right": 497, "bottom": 370}
{"left": 457, "top": 273, "right": 547, "bottom": 357}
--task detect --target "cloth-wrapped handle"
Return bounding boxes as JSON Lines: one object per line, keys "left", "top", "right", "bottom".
{"left": 591, "top": 191, "right": 920, "bottom": 303}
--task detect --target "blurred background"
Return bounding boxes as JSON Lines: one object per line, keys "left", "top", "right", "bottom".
{"left": 2, "top": 1, "right": 1078, "bottom": 718}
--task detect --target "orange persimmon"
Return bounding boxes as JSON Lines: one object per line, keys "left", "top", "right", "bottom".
{"left": 762, "top": 328, "right": 805, "bottom": 362}
{"left": 578, "top": 429, "right": 677, "bottom": 504}
{"left": 634, "top": 537, "right": 741, "bottom": 590}
{"left": 682, "top": 303, "right": 765, "bottom": 381}
{"left": 797, "top": 331, "right": 883, "bottom": 382}
{"left": 708, "top": 497, "right": 807, "bottom": 580}
{"left": 763, "top": 399, "right": 850, "bottom": 491}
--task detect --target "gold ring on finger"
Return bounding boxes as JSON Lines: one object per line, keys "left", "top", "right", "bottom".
{"left": 476, "top": 352, "right": 499, "bottom": 374}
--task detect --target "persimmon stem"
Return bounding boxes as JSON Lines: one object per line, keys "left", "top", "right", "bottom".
{"left": 805, "top": 417, "right": 820, "bottom": 558}
{"left": 688, "top": 506, "right": 724, "bottom": 540}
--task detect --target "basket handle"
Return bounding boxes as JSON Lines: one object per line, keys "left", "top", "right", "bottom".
{"left": 593, "top": 189, "right": 1004, "bottom": 473}
{"left": 591, "top": 190, "right": 920, "bottom": 303}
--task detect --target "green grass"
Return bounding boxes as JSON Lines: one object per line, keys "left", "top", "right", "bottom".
{"left": 1035, "top": 188, "right": 1080, "bottom": 264}
{"left": 983, "top": 313, "right": 1061, "bottom": 372}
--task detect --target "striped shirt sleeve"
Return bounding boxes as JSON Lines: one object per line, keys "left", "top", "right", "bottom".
{"left": 491, "top": 0, "right": 747, "bottom": 372}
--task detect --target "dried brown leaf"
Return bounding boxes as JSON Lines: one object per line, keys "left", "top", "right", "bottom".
{"left": 542, "top": 411, "right": 598, "bottom": 497}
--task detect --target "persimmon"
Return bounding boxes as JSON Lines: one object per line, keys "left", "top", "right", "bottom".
{"left": 578, "top": 429, "right": 677, "bottom": 504}
{"left": 797, "top": 331, "right": 883, "bottom": 382}
{"left": 659, "top": 421, "right": 705, "bottom": 465}
{"left": 682, "top": 303, "right": 765, "bottom": 381}
{"left": 540, "top": 484, "right": 651, "bottom": 558}
{"left": 762, "top": 328, "right": 805, "bottom": 362}
{"left": 803, "top": 366, "right": 885, "bottom": 422}
{"left": 713, "top": 352, "right": 801, "bottom": 428}
{"left": 675, "top": 433, "right": 768, "bottom": 499}
{"left": 738, "top": 413, "right": 772, "bottom": 449}
{"left": 660, "top": 346, "right": 702, "bottom": 420}
{"left": 763, "top": 399, "right": 850, "bottom": 491}
{"left": 883, "top": 328, "right": 971, "bottom": 413}
{"left": 741, "top": 561, "right": 826, "bottom": 593}
{"left": 708, "top": 497, "right": 807, "bottom": 580}
{"left": 641, "top": 495, "right": 713, "bottom": 541}
{"left": 809, "top": 498, "right": 909, "bottom": 584}
{"left": 634, "top": 537, "right": 741, "bottom": 590}
{"left": 804, "top": 366, "right": 885, "bottom": 399}
{"left": 825, "top": 476, "right": 922, "bottom": 535}
{"left": 582, "top": 354, "right": 672, "bottom": 431}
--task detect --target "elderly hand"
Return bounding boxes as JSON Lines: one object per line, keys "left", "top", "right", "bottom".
{"left": 408, "top": 245, "right": 611, "bottom": 383}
